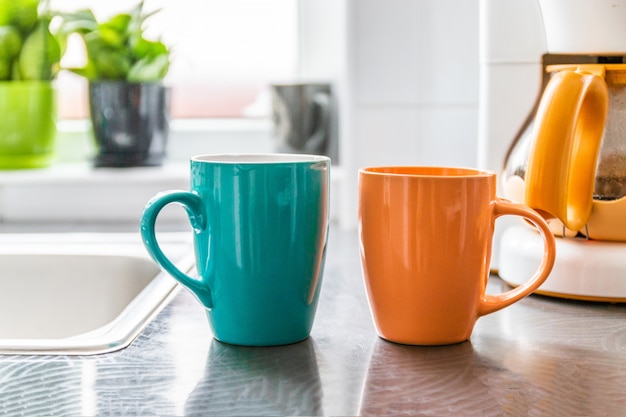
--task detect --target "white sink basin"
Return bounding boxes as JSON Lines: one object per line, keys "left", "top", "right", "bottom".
{"left": 0, "top": 232, "right": 193, "bottom": 355}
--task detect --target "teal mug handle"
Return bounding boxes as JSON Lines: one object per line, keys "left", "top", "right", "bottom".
{"left": 140, "top": 190, "right": 213, "bottom": 308}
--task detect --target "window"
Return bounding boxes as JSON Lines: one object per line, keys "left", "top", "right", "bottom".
{"left": 50, "top": 0, "right": 299, "bottom": 119}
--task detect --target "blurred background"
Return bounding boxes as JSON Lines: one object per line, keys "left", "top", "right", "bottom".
{"left": 0, "top": 0, "right": 479, "bottom": 229}
{"left": 51, "top": 0, "right": 300, "bottom": 119}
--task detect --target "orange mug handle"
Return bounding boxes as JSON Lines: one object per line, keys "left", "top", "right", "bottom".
{"left": 479, "top": 198, "right": 556, "bottom": 316}
{"left": 524, "top": 66, "right": 609, "bottom": 232}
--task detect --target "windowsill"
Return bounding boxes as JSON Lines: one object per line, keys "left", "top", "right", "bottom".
{"left": 0, "top": 118, "right": 343, "bottom": 226}
{"left": 55, "top": 118, "right": 275, "bottom": 163}
{"left": 57, "top": 117, "right": 273, "bottom": 133}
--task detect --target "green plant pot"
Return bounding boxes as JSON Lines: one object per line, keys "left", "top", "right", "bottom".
{"left": 89, "top": 81, "right": 170, "bottom": 167}
{"left": 0, "top": 81, "right": 57, "bottom": 169}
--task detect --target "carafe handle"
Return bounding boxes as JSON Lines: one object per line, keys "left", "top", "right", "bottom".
{"left": 524, "top": 67, "right": 608, "bottom": 232}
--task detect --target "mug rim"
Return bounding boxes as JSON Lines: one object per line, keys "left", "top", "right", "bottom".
{"left": 191, "top": 153, "right": 330, "bottom": 164}
{"left": 359, "top": 166, "right": 495, "bottom": 178}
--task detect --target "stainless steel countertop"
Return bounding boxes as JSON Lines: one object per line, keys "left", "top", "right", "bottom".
{"left": 1, "top": 226, "right": 626, "bottom": 416}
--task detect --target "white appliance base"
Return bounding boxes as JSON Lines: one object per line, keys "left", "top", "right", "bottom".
{"left": 498, "top": 225, "right": 626, "bottom": 302}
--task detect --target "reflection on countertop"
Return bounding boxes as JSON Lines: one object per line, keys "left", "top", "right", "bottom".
{"left": 185, "top": 340, "right": 323, "bottom": 416}
{"left": 1, "top": 226, "right": 626, "bottom": 415}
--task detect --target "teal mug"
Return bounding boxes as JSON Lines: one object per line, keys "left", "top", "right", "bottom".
{"left": 140, "top": 154, "right": 330, "bottom": 346}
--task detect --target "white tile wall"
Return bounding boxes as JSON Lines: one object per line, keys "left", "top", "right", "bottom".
{"left": 299, "top": 0, "right": 480, "bottom": 227}
{"left": 355, "top": 0, "right": 478, "bottom": 106}
{"left": 354, "top": 0, "right": 422, "bottom": 104}
{"left": 417, "top": 107, "right": 480, "bottom": 167}
{"left": 351, "top": 105, "right": 478, "bottom": 168}
{"left": 353, "top": 107, "right": 421, "bottom": 167}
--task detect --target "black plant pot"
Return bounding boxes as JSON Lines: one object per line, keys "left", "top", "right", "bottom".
{"left": 89, "top": 81, "right": 170, "bottom": 167}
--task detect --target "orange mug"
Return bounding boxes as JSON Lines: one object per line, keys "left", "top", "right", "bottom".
{"left": 358, "top": 166, "right": 556, "bottom": 345}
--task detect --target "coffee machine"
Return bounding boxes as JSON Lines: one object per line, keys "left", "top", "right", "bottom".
{"left": 478, "top": 0, "right": 626, "bottom": 301}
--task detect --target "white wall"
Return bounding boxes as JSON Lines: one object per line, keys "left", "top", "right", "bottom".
{"left": 300, "top": 0, "right": 480, "bottom": 229}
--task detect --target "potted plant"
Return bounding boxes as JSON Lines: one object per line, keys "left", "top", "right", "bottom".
{"left": 0, "top": 0, "right": 60, "bottom": 169}
{"left": 55, "top": 1, "right": 171, "bottom": 167}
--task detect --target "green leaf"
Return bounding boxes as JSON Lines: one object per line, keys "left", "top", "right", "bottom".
{"left": 0, "top": 25, "right": 22, "bottom": 59}
{"left": 10, "top": 0, "right": 38, "bottom": 34}
{"left": 65, "top": 62, "right": 96, "bottom": 79}
{"left": 102, "top": 13, "right": 131, "bottom": 33}
{"left": 10, "top": 58, "right": 20, "bottom": 79}
{"left": 97, "top": 26, "right": 126, "bottom": 48}
{"left": 127, "top": 53, "right": 169, "bottom": 82}
{"left": 92, "top": 49, "right": 131, "bottom": 79}
{"left": 17, "top": 16, "right": 61, "bottom": 80}
{"left": 53, "top": 9, "right": 98, "bottom": 56}
{"left": 130, "top": 36, "right": 166, "bottom": 59}
{"left": 54, "top": 10, "right": 98, "bottom": 36}
{"left": 0, "top": 58, "right": 11, "bottom": 80}
{"left": 0, "top": 0, "right": 12, "bottom": 26}
{"left": 55, "top": 19, "right": 99, "bottom": 37}
{"left": 54, "top": 1, "right": 170, "bottom": 81}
